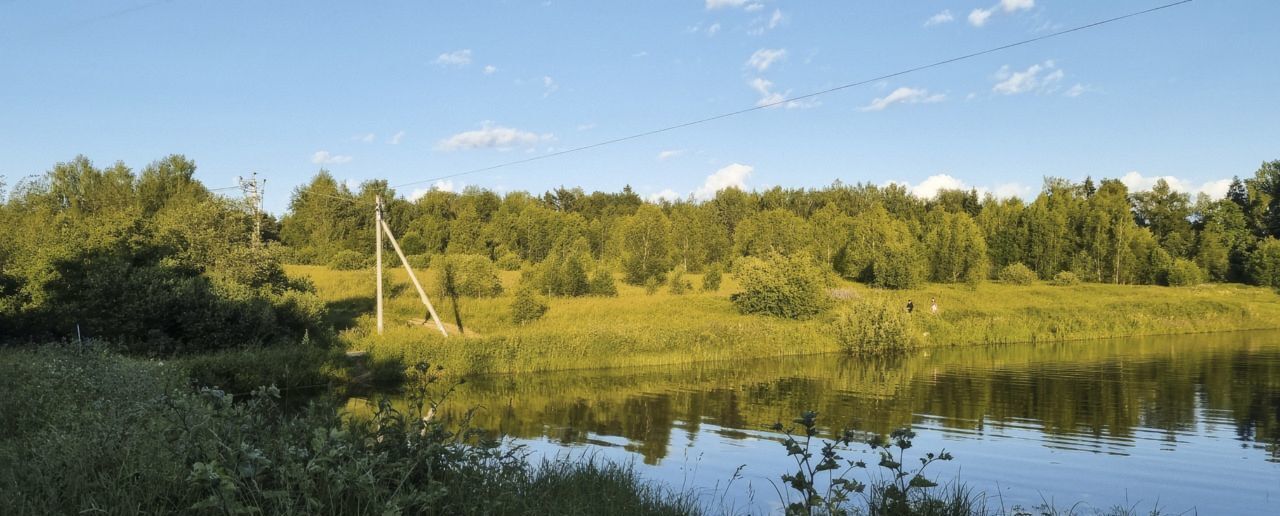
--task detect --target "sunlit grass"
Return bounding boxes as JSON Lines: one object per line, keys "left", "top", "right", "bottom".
{"left": 288, "top": 264, "right": 1280, "bottom": 375}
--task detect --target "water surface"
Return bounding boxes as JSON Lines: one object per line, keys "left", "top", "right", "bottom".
{"left": 352, "top": 331, "right": 1280, "bottom": 513}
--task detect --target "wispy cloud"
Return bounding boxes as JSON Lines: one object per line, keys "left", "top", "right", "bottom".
{"left": 542, "top": 76, "right": 558, "bottom": 97}
{"left": 436, "top": 123, "right": 553, "bottom": 151}
{"left": 409, "top": 180, "right": 462, "bottom": 201}
{"left": 389, "top": 131, "right": 405, "bottom": 145}
{"left": 311, "top": 151, "right": 352, "bottom": 165}
{"left": 433, "top": 49, "right": 472, "bottom": 66}
{"left": 354, "top": 133, "right": 375, "bottom": 143}
{"left": 969, "top": 0, "right": 1034, "bottom": 27}
{"left": 993, "top": 60, "right": 1064, "bottom": 95}
{"left": 749, "top": 78, "right": 819, "bottom": 109}
{"left": 859, "top": 87, "right": 945, "bottom": 112}
{"left": 656, "top": 149, "right": 685, "bottom": 161}
{"left": 706, "top": 22, "right": 721, "bottom": 36}
{"left": 648, "top": 189, "right": 682, "bottom": 203}
{"left": 746, "top": 48, "right": 787, "bottom": 72}
{"left": 924, "top": 10, "right": 954, "bottom": 27}
{"left": 483, "top": 65, "right": 497, "bottom": 75}
{"left": 889, "top": 174, "right": 1032, "bottom": 200}
{"left": 705, "top": 0, "right": 750, "bottom": 10}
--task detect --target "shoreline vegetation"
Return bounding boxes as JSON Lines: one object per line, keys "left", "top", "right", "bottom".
{"left": 291, "top": 264, "right": 1280, "bottom": 377}
{"left": 4, "top": 156, "right": 1280, "bottom": 513}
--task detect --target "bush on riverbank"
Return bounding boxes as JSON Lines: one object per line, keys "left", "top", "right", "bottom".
{"left": 0, "top": 346, "right": 696, "bottom": 516}
{"left": 832, "top": 297, "right": 920, "bottom": 354}
{"left": 731, "top": 252, "right": 830, "bottom": 319}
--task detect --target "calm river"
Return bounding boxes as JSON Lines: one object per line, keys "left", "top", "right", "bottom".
{"left": 350, "top": 331, "right": 1280, "bottom": 513}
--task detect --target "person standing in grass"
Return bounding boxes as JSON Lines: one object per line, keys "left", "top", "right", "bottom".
{"left": 906, "top": 300, "right": 914, "bottom": 313}
{"left": 930, "top": 297, "right": 938, "bottom": 314}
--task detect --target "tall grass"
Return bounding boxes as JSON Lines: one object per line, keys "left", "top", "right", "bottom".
{"left": 289, "top": 265, "right": 1280, "bottom": 375}
{"left": 0, "top": 346, "right": 697, "bottom": 516}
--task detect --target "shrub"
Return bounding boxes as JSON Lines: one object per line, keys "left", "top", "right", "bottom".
{"left": 496, "top": 252, "right": 523, "bottom": 271}
{"left": 432, "top": 254, "right": 503, "bottom": 297}
{"left": 510, "top": 286, "right": 549, "bottom": 324}
{"left": 1165, "top": 258, "right": 1204, "bottom": 287}
{"left": 588, "top": 268, "right": 618, "bottom": 297}
{"left": 730, "top": 252, "right": 830, "bottom": 319}
{"left": 1051, "top": 271, "right": 1081, "bottom": 286}
{"left": 701, "top": 263, "right": 723, "bottom": 292}
{"left": 832, "top": 298, "right": 919, "bottom": 354}
{"left": 1247, "top": 238, "right": 1280, "bottom": 288}
{"left": 998, "top": 262, "right": 1037, "bottom": 285}
{"left": 329, "top": 249, "right": 367, "bottom": 270}
{"left": 644, "top": 277, "right": 660, "bottom": 295}
{"left": 405, "top": 253, "right": 432, "bottom": 269}
{"left": 871, "top": 241, "right": 925, "bottom": 290}
{"left": 667, "top": 266, "right": 692, "bottom": 295}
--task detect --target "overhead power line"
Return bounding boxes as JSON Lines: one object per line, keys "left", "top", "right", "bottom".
{"left": 390, "top": 0, "right": 1193, "bottom": 191}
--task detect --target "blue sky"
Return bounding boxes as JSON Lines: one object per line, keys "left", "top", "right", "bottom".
{"left": 1, "top": 0, "right": 1277, "bottom": 214}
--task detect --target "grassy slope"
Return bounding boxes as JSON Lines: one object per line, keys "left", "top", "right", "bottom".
{"left": 288, "top": 264, "right": 1280, "bottom": 375}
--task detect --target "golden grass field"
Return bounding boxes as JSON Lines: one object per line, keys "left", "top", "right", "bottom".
{"left": 287, "top": 264, "right": 1280, "bottom": 376}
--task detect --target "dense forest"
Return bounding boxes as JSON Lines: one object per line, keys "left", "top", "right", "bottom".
{"left": 279, "top": 160, "right": 1280, "bottom": 289}
{"left": 3, "top": 155, "right": 1280, "bottom": 349}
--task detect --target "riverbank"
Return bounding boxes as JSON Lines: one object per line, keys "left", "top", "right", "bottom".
{"left": 290, "top": 264, "right": 1280, "bottom": 375}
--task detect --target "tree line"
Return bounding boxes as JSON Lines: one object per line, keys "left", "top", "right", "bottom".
{"left": 280, "top": 161, "right": 1280, "bottom": 290}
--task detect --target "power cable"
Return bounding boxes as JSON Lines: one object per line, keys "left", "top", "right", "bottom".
{"left": 390, "top": 0, "right": 1193, "bottom": 190}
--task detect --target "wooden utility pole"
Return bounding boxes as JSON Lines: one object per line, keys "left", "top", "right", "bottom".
{"left": 380, "top": 219, "right": 448, "bottom": 337}
{"left": 238, "top": 172, "right": 265, "bottom": 247}
{"left": 375, "top": 195, "right": 384, "bottom": 335}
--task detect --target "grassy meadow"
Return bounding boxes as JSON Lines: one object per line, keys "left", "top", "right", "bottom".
{"left": 289, "top": 264, "right": 1280, "bottom": 376}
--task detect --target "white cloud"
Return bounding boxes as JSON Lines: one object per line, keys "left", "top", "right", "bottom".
{"left": 707, "top": 23, "right": 721, "bottom": 36}
{"left": 1119, "top": 171, "right": 1233, "bottom": 199}
{"left": 631, "top": 51, "right": 648, "bottom": 58}
{"left": 992, "top": 60, "right": 1064, "bottom": 95}
{"left": 859, "top": 87, "right": 945, "bottom": 112}
{"left": 768, "top": 9, "right": 783, "bottom": 29}
{"left": 924, "top": 10, "right": 954, "bottom": 27}
{"left": 311, "top": 151, "right": 352, "bottom": 165}
{"left": 389, "top": 131, "right": 405, "bottom": 145}
{"left": 436, "top": 123, "right": 553, "bottom": 151}
{"left": 968, "top": 8, "right": 993, "bottom": 27}
{"left": 542, "top": 76, "right": 558, "bottom": 97}
{"left": 968, "top": 1, "right": 1033, "bottom": 28}
{"left": 695, "top": 163, "right": 753, "bottom": 200}
{"left": 745, "top": 2, "right": 764, "bottom": 12}
{"left": 706, "top": 0, "right": 748, "bottom": 9}
{"left": 648, "top": 189, "right": 682, "bottom": 203}
{"left": 656, "top": 149, "right": 685, "bottom": 161}
{"left": 433, "top": 49, "right": 472, "bottom": 66}
{"left": 1064, "top": 83, "right": 1089, "bottom": 97}
{"left": 354, "top": 133, "right": 375, "bottom": 143}
{"left": 409, "top": 180, "right": 461, "bottom": 201}
{"left": 483, "top": 65, "right": 497, "bottom": 75}
{"left": 889, "top": 175, "right": 1033, "bottom": 200}
{"left": 576, "top": 122, "right": 596, "bottom": 131}
{"left": 745, "top": 48, "right": 787, "bottom": 72}
{"left": 748, "top": 78, "right": 819, "bottom": 109}
{"left": 1001, "top": 0, "right": 1035, "bottom": 13}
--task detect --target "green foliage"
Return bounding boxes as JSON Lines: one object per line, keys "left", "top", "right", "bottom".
{"left": 1165, "top": 258, "right": 1204, "bottom": 287}
{"left": 432, "top": 254, "right": 503, "bottom": 298}
{"left": 923, "top": 208, "right": 988, "bottom": 284}
{"left": 770, "top": 411, "right": 956, "bottom": 516}
{"left": 328, "top": 249, "right": 367, "bottom": 270}
{"left": 0, "top": 348, "right": 695, "bottom": 515}
{"left": 733, "top": 208, "right": 812, "bottom": 257}
{"left": 832, "top": 297, "right": 919, "bottom": 354}
{"left": 536, "top": 238, "right": 592, "bottom": 297}
{"left": 872, "top": 240, "right": 927, "bottom": 290}
{"left": 731, "top": 252, "right": 830, "bottom": 319}
{"left": 1247, "top": 238, "right": 1280, "bottom": 287}
{"left": 495, "top": 252, "right": 523, "bottom": 271}
{"left": 701, "top": 263, "right": 723, "bottom": 292}
{"left": 998, "top": 262, "right": 1038, "bottom": 285}
{"left": 644, "top": 276, "right": 661, "bottom": 295}
{"left": 667, "top": 265, "right": 693, "bottom": 295}
{"left": 510, "top": 286, "right": 550, "bottom": 324}
{"left": 589, "top": 268, "right": 618, "bottom": 297}
{"left": 1051, "top": 271, "right": 1081, "bottom": 286}
{"left": 619, "top": 205, "right": 672, "bottom": 285}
